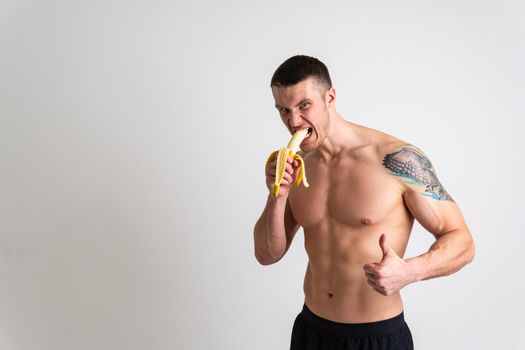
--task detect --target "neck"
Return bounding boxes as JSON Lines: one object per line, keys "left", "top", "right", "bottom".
{"left": 317, "top": 112, "right": 362, "bottom": 160}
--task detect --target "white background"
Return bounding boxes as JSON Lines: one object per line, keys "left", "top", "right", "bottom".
{"left": 1, "top": 0, "right": 524, "bottom": 349}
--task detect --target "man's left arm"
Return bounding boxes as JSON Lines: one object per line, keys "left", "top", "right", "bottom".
{"left": 364, "top": 145, "right": 475, "bottom": 296}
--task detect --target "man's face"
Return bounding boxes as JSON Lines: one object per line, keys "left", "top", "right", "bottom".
{"left": 271, "top": 77, "right": 332, "bottom": 152}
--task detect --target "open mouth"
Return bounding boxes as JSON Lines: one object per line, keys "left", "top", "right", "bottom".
{"left": 301, "top": 127, "right": 314, "bottom": 144}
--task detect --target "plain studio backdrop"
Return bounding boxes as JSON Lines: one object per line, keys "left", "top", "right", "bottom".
{"left": 1, "top": 0, "right": 524, "bottom": 349}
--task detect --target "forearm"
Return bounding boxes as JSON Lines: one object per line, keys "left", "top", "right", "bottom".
{"left": 253, "top": 194, "right": 289, "bottom": 265}
{"left": 406, "top": 228, "right": 475, "bottom": 283}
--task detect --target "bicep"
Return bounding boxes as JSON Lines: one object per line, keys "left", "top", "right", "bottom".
{"left": 383, "top": 145, "right": 466, "bottom": 236}
{"left": 403, "top": 185, "right": 467, "bottom": 237}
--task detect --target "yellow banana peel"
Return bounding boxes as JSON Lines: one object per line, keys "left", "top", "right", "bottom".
{"left": 265, "top": 128, "right": 310, "bottom": 196}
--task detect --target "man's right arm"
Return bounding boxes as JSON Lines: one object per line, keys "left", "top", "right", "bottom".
{"left": 253, "top": 156, "right": 300, "bottom": 265}
{"left": 254, "top": 194, "right": 299, "bottom": 265}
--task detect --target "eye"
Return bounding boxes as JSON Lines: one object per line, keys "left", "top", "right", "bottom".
{"left": 299, "top": 102, "right": 310, "bottom": 111}
{"left": 279, "top": 107, "right": 289, "bottom": 115}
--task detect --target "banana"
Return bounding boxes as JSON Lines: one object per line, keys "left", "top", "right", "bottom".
{"left": 265, "top": 128, "right": 310, "bottom": 196}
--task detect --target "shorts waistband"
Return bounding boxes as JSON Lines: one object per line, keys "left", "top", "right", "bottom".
{"left": 300, "top": 304, "right": 407, "bottom": 338}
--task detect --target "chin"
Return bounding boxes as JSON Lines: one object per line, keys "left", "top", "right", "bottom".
{"left": 301, "top": 144, "right": 316, "bottom": 153}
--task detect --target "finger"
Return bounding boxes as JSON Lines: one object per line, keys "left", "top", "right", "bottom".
{"left": 266, "top": 167, "right": 276, "bottom": 177}
{"left": 366, "top": 278, "right": 377, "bottom": 287}
{"left": 368, "top": 280, "right": 378, "bottom": 288}
{"left": 379, "top": 233, "right": 393, "bottom": 258}
{"left": 265, "top": 162, "right": 275, "bottom": 175}
{"left": 266, "top": 162, "right": 290, "bottom": 175}
{"left": 365, "top": 272, "right": 376, "bottom": 280}
{"left": 363, "top": 264, "right": 377, "bottom": 274}
{"left": 266, "top": 159, "right": 277, "bottom": 168}
{"left": 367, "top": 280, "right": 386, "bottom": 294}
{"left": 266, "top": 161, "right": 293, "bottom": 176}
{"left": 282, "top": 172, "right": 293, "bottom": 184}
{"left": 374, "top": 287, "right": 387, "bottom": 296}
{"left": 368, "top": 281, "right": 386, "bottom": 296}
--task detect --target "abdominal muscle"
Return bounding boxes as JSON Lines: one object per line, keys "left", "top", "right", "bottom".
{"left": 302, "top": 222, "right": 411, "bottom": 323}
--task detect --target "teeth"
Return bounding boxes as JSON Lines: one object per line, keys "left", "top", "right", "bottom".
{"left": 265, "top": 129, "right": 310, "bottom": 196}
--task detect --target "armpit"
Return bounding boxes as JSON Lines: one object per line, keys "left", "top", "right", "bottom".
{"left": 382, "top": 146, "right": 454, "bottom": 202}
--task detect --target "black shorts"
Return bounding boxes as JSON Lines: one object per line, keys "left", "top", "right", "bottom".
{"left": 290, "top": 304, "right": 414, "bottom": 350}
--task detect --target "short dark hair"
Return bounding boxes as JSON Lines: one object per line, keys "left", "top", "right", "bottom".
{"left": 270, "top": 55, "right": 332, "bottom": 90}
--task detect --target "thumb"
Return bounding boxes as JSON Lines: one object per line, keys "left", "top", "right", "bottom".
{"left": 379, "top": 233, "right": 393, "bottom": 261}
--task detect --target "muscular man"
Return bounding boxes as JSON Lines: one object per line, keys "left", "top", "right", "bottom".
{"left": 253, "top": 55, "right": 475, "bottom": 349}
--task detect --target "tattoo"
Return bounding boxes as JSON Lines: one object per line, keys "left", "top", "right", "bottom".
{"left": 382, "top": 147, "right": 454, "bottom": 202}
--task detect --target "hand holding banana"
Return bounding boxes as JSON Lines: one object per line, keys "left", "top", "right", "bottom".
{"left": 265, "top": 128, "right": 311, "bottom": 196}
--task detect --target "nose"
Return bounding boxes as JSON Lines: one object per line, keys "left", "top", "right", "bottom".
{"left": 289, "top": 109, "right": 304, "bottom": 127}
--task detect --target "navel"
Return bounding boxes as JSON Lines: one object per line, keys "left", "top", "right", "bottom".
{"left": 327, "top": 293, "right": 334, "bottom": 299}
{"left": 360, "top": 217, "right": 373, "bottom": 225}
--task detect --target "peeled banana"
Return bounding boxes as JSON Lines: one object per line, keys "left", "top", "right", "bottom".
{"left": 265, "top": 128, "right": 310, "bottom": 196}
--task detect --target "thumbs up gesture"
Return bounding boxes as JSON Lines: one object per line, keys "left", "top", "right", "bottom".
{"left": 363, "top": 234, "right": 413, "bottom": 296}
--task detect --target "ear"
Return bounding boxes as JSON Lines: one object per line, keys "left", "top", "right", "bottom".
{"left": 325, "top": 87, "right": 336, "bottom": 107}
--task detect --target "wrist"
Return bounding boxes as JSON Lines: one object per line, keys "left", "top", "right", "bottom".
{"left": 405, "top": 257, "right": 424, "bottom": 283}
{"left": 267, "top": 192, "right": 288, "bottom": 203}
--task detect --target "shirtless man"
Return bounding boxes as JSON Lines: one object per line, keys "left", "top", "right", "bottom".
{"left": 253, "top": 55, "right": 475, "bottom": 350}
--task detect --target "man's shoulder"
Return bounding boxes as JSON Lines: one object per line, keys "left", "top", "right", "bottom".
{"left": 378, "top": 138, "right": 430, "bottom": 174}
{"left": 359, "top": 130, "right": 433, "bottom": 175}
{"left": 357, "top": 126, "right": 412, "bottom": 160}
{"left": 380, "top": 140, "right": 419, "bottom": 158}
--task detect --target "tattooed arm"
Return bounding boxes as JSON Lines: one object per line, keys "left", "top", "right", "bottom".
{"left": 384, "top": 145, "right": 475, "bottom": 282}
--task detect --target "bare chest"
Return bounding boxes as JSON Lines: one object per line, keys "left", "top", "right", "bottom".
{"left": 289, "top": 157, "right": 405, "bottom": 229}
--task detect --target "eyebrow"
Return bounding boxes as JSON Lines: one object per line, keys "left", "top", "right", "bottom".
{"left": 275, "top": 98, "right": 310, "bottom": 110}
